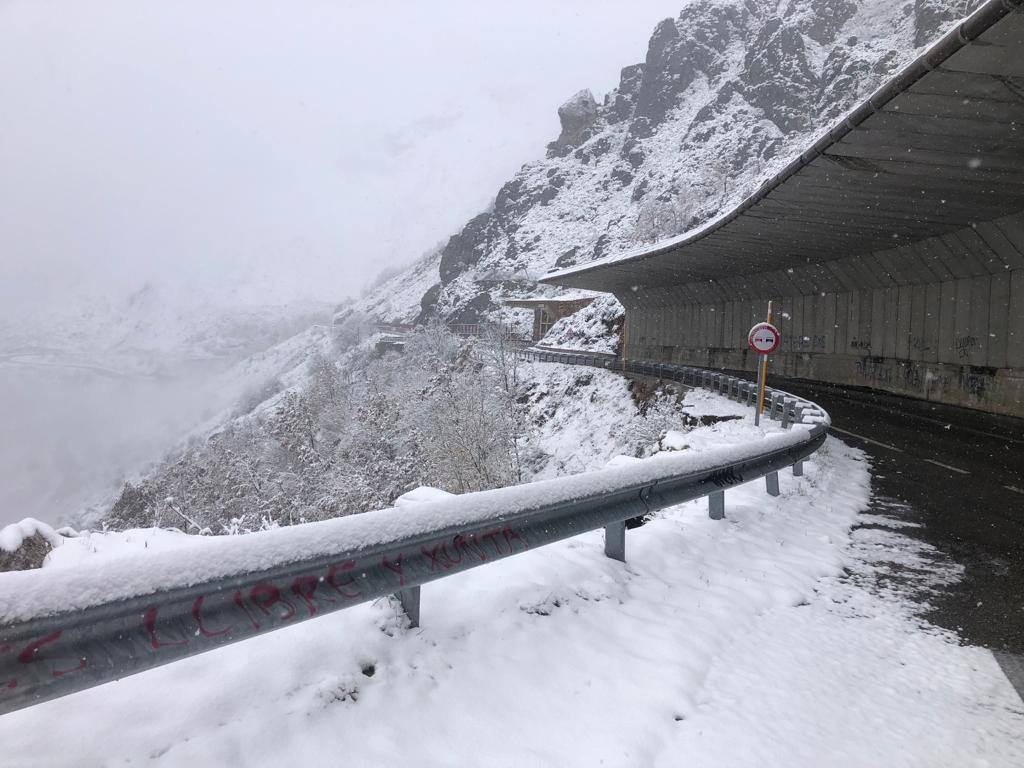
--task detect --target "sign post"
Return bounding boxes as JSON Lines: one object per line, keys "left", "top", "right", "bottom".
{"left": 748, "top": 302, "right": 780, "bottom": 427}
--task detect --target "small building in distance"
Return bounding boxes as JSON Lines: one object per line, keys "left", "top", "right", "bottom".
{"left": 503, "top": 293, "right": 598, "bottom": 342}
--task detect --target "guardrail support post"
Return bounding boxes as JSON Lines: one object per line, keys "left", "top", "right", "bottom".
{"left": 793, "top": 460, "right": 804, "bottom": 477}
{"left": 396, "top": 586, "right": 421, "bottom": 628}
{"left": 781, "top": 399, "right": 794, "bottom": 428}
{"left": 765, "top": 472, "right": 781, "bottom": 497}
{"left": 604, "top": 521, "right": 626, "bottom": 562}
{"left": 709, "top": 490, "right": 725, "bottom": 520}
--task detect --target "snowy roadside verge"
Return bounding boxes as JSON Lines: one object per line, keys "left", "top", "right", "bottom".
{"left": 3, "top": 437, "right": 1020, "bottom": 766}
{"left": 0, "top": 412, "right": 819, "bottom": 623}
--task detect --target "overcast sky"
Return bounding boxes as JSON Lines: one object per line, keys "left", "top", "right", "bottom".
{"left": 0, "top": 0, "right": 687, "bottom": 317}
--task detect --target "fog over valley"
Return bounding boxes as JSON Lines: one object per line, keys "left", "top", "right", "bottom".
{"left": 0, "top": 0, "right": 687, "bottom": 525}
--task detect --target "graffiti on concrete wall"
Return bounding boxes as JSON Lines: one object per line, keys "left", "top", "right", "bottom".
{"left": 783, "top": 335, "right": 827, "bottom": 351}
{"left": 955, "top": 335, "right": 980, "bottom": 359}
{"left": 854, "top": 356, "right": 995, "bottom": 400}
{"left": 957, "top": 367, "right": 995, "bottom": 398}
{"left": 854, "top": 357, "right": 924, "bottom": 390}
{"left": 907, "top": 335, "right": 932, "bottom": 353}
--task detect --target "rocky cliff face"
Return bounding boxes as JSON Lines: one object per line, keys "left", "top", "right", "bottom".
{"left": 356, "top": 0, "right": 980, "bottom": 327}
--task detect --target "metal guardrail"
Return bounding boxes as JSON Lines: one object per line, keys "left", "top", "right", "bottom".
{"left": 521, "top": 349, "right": 827, "bottom": 430}
{"left": 0, "top": 354, "right": 829, "bottom": 716}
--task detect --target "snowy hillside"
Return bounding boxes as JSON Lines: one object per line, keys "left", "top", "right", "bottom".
{"left": 87, "top": 326, "right": 717, "bottom": 534}
{"left": 354, "top": 0, "right": 982, "bottom": 326}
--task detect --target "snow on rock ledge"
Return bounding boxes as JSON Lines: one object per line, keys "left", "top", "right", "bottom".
{"left": 0, "top": 518, "right": 66, "bottom": 572}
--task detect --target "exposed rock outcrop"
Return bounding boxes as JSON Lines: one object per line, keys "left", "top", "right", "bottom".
{"left": 0, "top": 518, "right": 65, "bottom": 572}
{"left": 548, "top": 90, "right": 600, "bottom": 156}
{"left": 357, "top": 0, "right": 984, "bottom": 327}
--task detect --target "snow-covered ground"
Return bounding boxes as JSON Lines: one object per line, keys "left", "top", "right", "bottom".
{"left": 2, "top": 384, "right": 1020, "bottom": 766}
{"left": 537, "top": 294, "right": 624, "bottom": 355}
{"left": 525, "top": 363, "right": 760, "bottom": 479}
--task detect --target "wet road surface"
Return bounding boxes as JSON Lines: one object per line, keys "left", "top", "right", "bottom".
{"left": 772, "top": 376, "right": 1024, "bottom": 698}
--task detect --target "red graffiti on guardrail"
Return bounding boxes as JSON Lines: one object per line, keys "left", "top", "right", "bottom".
{"left": 421, "top": 526, "right": 528, "bottom": 573}
{"left": 1, "top": 556, "right": 365, "bottom": 693}
{"left": 1, "top": 526, "right": 528, "bottom": 696}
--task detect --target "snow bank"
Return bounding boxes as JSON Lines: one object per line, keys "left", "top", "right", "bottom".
{"left": 525, "top": 362, "right": 787, "bottom": 478}
{"left": 43, "top": 528, "right": 215, "bottom": 570}
{"left": 3, "top": 438, "right": 1020, "bottom": 766}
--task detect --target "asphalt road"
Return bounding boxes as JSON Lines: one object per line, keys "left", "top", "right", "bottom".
{"left": 771, "top": 376, "right": 1024, "bottom": 696}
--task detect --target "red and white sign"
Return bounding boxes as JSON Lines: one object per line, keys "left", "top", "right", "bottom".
{"left": 748, "top": 322, "right": 780, "bottom": 355}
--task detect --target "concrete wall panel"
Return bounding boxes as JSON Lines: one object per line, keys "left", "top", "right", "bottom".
{"left": 791, "top": 295, "right": 805, "bottom": 352}
{"left": 1009, "top": 270, "right": 1024, "bottom": 369}
{"left": 977, "top": 221, "right": 1024, "bottom": 271}
{"left": 989, "top": 272, "right": 1010, "bottom": 369}
{"left": 907, "top": 284, "right": 927, "bottom": 362}
{"left": 821, "top": 293, "right": 837, "bottom": 354}
{"left": 698, "top": 304, "right": 710, "bottom": 349}
{"left": 847, "top": 290, "right": 861, "bottom": 353}
{"left": 933, "top": 237, "right": 973, "bottom": 280}
{"left": 954, "top": 228, "right": 1001, "bottom": 275}
{"left": 896, "top": 286, "right": 912, "bottom": 359}
{"left": 834, "top": 292, "right": 849, "bottom": 353}
{"left": 969, "top": 275, "right": 991, "bottom": 366}
{"left": 870, "top": 289, "right": 886, "bottom": 353}
{"left": 918, "top": 239, "right": 956, "bottom": 283}
{"left": 996, "top": 213, "right": 1024, "bottom": 263}
{"left": 883, "top": 286, "right": 900, "bottom": 358}
{"left": 924, "top": 282, "right": 942, "bottom": 364}
{"left": 953, "top": 278, "right": 973, "bottom": 364}
{"left": 938, "top": 280, "right": 958, "bottom": 363}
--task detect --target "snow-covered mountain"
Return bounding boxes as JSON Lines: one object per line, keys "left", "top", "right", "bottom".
{"left": 354, "top": 0, "right": 980, "bottom": 326}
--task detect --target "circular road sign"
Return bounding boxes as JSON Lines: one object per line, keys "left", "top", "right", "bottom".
{"left": 748, "top": 322, "right": 781, "bottom": 355}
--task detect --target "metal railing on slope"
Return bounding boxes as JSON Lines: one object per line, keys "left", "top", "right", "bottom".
{"left": 520, "top": 348, "right": 828, "bottom": 431}
{"left": 0, "top": 355, "right": 829, "bottom": 716}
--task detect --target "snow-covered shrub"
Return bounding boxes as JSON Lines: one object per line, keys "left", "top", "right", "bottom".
{"left": 103, "top": 326, "right": 539, "bottom": 533}
{"left": 330, "top": 310, "right": 377, "bottom": 353}
{"left": 233, "top": 375, "right": 284, "bottom": 417}
{"left": 632, "top": 193, "right": 699, "bottom": 243}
